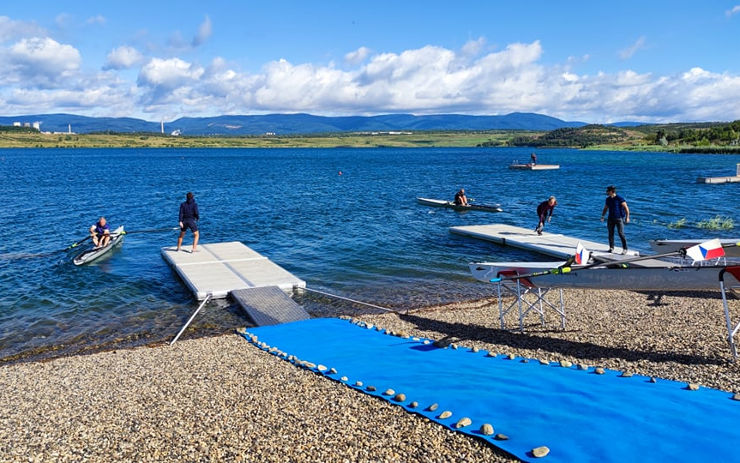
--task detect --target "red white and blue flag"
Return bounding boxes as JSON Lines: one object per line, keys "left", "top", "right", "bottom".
{"left": 575, "top": 242, "right": 590, "bottom": 265}
{"left": 685, "top": 239, "right": 725, "bottom": 262}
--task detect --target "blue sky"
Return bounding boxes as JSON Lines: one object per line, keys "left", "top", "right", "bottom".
{"left": 2, "top": 1, "right": 740, "bottom": 122}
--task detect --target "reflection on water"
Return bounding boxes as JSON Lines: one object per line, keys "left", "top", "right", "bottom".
{"left": 0, "top": 147, "right": 738, "bottom": 363}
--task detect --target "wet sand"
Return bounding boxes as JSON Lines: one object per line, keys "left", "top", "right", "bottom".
{"left": 1, "top": 289, "right": 738, "bottom": 462}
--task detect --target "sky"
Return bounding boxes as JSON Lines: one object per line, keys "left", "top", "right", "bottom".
{"left": 1, "top": 1, "right": 740, "bottom": 123}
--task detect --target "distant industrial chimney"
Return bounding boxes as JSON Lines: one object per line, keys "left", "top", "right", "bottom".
{"left": 161, "top": 120, "right": 164, "bottom": 134}
{"left": 68, "top": 124, "right": 71, "bottom": 134}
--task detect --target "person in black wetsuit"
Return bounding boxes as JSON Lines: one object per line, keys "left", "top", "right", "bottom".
{"left": 535, "top": 196, "right": 557, "bottom": 235}
{"left": 177, "top": 192, "right": 200, "bottom": 252}
{"left": 454, "top": 188, "right": 468, "bottom": 206}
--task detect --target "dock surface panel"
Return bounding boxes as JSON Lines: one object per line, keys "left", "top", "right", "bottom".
{"left": 232, "top": 286, "right": 310, "bottom": 326}
{"left": 450, "top": 223, "right": 638, "bottom": 259}
{"left": 161, "top": 241, "right": 305, "bottom": 300}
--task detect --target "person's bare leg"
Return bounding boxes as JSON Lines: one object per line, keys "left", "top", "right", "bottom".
{"left": 192, "top": 230, "right": 199, "bottom": 252}
{"left": 177, "top": 231, "right": 185, "bottom": 251}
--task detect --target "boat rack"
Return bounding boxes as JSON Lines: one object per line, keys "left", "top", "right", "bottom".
{"left": 495, "top": 270, "right": 566, "bottom": 332}
{"left": 720, "top": 266, "right": 740, "bottom": 359}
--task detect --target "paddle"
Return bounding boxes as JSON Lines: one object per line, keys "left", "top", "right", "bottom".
{"left": 488, "top": 240, "right": 740, "bottom": 283}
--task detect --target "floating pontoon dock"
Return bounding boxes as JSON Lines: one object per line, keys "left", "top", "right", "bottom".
{"left": 449, "top": 223, "right": 638, "bottom": 259}
{"left": 161, "top": 241, "right": 306, "bottom": 300}
{"left": 696, "top": 164, "right": 740, "bottom": 184}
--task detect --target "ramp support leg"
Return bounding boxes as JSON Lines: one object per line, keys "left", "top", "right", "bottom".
{"left": 171, "top": 293, "right": 212, "bottom": 345}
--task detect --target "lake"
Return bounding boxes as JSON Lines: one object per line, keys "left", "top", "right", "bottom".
{"left": 0, "top": 147, "right": 737, "bottom": 362}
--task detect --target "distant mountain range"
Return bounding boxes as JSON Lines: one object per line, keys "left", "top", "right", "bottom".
{"left": 0, "top": 112, "right": 594, "bottom": 135}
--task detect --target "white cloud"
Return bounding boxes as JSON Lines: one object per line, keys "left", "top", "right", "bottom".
{"left": 192, "top": 15, "right": 212, "bottom": 47}
{"left": 4, "top": 38, "right": 740, "bottom": 123}
{"left": 726, "top": 5, "right": 740, "bottom": 17}
{"left": 104, "top": 45, "right": 143, "bottom": 70}
{"left": 0, "top": 16, "right": 46, "bottom": 43}
{"left": 86, "top": 15, "right": 106, "bottom": 25}
{"left": 0, "top": 37, "right": 81, "bottom": 88}
{"left": 138, "top": 58, "right": 204, "bottom": 91}
{"left": 619, "top": 36, "right": 646, "bottom": 60}
{"left": 460, "top": 37, "right": 486, "bottom": 57}
{"left": 344, "top": 46, "right": 370, "bottom": 66}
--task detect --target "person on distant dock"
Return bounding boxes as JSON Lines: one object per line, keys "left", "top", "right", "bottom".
{"left": 177, "top": 192, "right": 200, "bottom": 252}
{"left": 535, "top": 196, "right": 557, "bottom": 235}
{"left": 454, "top": 188, "right": 469, "bottom": 206}
{"left": 601, "top": 185, "right": 630, "bottom": 254}
{"left": 530, "top": 152, "right": 537, "bottom": 165}
{"left": 89, "top": 217, "right": 111, "bottom": 249}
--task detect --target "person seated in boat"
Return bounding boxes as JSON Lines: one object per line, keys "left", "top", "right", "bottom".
{"left": 89, "top": 217, "right": 111, "bottom": 249}
{"left": 535, "top": 196, "right": 557, "bottom": 235}
{"left": 454, "top": 188, "right": 469, "bottom": 206}
{"left": 530, "top": 152, "right": 537, "bottom": 165}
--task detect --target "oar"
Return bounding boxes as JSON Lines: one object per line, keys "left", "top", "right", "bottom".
{"left": 117, "top": 227, "right": 180, "bottom": 235}
{"left": 489, "top": 241, "right": 740, "bottom": 283}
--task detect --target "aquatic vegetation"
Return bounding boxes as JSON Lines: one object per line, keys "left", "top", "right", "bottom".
{"left": 666, "top": 218, "right": 687, "bottom": 229}
{"left": 696, "top": 215, "right": 734, "bottom": 230}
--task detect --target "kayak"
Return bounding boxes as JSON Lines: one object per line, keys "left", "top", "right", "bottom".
{"left": 417, "top": 197, "right": 503, "bottom": 213}
{"left": 73, "top": 226, "right": 125, "bottom": 266}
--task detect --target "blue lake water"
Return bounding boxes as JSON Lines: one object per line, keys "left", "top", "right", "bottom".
{"left": 0, "top": 147, "right": 738, "bottom": 362}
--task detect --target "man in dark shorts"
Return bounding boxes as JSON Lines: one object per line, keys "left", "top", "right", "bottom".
{"left": 454, "top": 188, "right": 468, "bottom": 206}
{"left": 535, "top": 196, "right": 557, "bottom": 235}
{"left": 600, "top": 185, "right": 630, "bottom": 254}
{"left": 177, "top": 192, "right": 200, "bottom": 252}
{"left": 89, "top": 216, "right": 111, "bottom": 249}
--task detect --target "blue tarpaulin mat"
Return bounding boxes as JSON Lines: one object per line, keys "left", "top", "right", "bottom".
{"left": 240, "top": 318, "right": 740, "bottom": 462}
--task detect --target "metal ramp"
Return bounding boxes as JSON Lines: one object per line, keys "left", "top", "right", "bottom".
{"left": 231, "top": 286, "right": 310, "bottom": 326}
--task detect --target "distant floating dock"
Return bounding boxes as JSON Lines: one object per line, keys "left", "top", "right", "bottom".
{"left": 449, "top": 223, "right": 638, "bottom": 259}
{"left": 697, "top": 163, "right": 740, "bottom": 184}
{"left": 508, "top": 163, "right": 560, "bottom": 170}
{"left": 161, "top": 241, "right": 306, "bottom": 300}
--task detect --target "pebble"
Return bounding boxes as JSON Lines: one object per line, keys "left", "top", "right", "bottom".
{"left": 427, "top": 403, "right": 439, "bottom": 412}
{"left": 687, "top": 383, "right": 700, "bottom": 391}
{"left": 538, "top": 359, "right": 549, "bottom": 365}
{"left": 577, "top": 364, "right": 589, "bottom": 371}
{"left": 486, "top": 352, "right": 496, "bottom": 357}
{"left": 620, "top": 372, "right": 633, "bottom": 378}
{"left": 438, "top": 411, "right": 452, "bottom": 419}
{"left": 354, "top": 381, "right": 363, "bottom": 387}
{"left": 531, "top": 446, "right": 550, "bottom": 458}
{"left": 455, "top": 417, "right": 472, "bottom": 429}
{"left": 480, "top": 423, "right": 494, "bottom": 435}
{"left": 383, "top": 389, "right": 395, "bottom": 396}
{"left": 594, "top": 367, "right": 605, "bottom": 375}
{"left": 329, "top": 368, "right": 337, "bottom": 374}
{"left": 494, "top": 434, "right": 509, "bottom": 441}
{"left": 507, "top": 353, "right": 516, "bottom": 360}
{"left": 559, "top": 360, "right": 572, "bottom": 368}
{"left": 317, "top": 365, "right": 327, "bottom": 372}
{"left": 409, "top": 401, "right": 419, "bottom": 408}
{"left": 471, "top": 347, "right": 479, "bottom": 353}
{"left": 393, "top": 393, "right": 406, "bottom": 402}
{"left": 340, "top": 376, "right": 348, "bottom": 382}
{"left": 366, "top": 385, "right": 376, "bottom": 392}
{"left": 732, "top": 393, "right": 740, "bottom": 401}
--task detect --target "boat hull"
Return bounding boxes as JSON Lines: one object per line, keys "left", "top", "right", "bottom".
{"left": 469, "top": 261, "right": 729, "bottom": 290}
{"left": 73, "top": 226, "right": 125, "bottom": 266}
{"left": 649, "top": 239, "right": 740, "bottom": 258}
{"left": 508, "top": 163, "right": 560, "bottom": 170}
{"left": 417, "top": 197, "right": 502, "bottom": 213}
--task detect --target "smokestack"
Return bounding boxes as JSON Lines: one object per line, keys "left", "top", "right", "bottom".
{"left": 161, "top": 120, "right": 164, "bottom": 134}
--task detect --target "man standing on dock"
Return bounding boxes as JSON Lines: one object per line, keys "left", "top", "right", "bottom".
{"left": 535, "top": 196, "right": 557, "bottom": 235}
{"left": 177, "top": 192, "right": 200, "bottom": 252}
{"left": 601, "top": 186, "right": 630, "bottom": 254}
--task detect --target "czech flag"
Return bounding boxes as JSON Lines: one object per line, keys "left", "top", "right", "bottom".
{"left": 685, "top": 239, "right": 725, "bottom": 262}
{"left": 575, "top": 242, "right": 590, "bottom": 265}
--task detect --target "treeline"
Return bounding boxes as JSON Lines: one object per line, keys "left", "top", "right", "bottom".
{"left": 651, "top": 120, "right": 740, "bottom": 146}
{"left": 505, "top": 125, "right": 631, "bottom": 148}
{"left": 0, "top": 125, "right": 40, "bottom": 134}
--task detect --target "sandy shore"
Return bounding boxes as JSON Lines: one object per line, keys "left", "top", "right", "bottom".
{"left": 1, "top": 288, "right": 738, "bottom": 462}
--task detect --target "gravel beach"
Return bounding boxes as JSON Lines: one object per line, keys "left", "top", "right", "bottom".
{"left": 1, "top": 288, "right": 738, "bottom": 462}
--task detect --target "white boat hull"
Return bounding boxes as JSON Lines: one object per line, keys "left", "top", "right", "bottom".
{"left": 649, "top": 239, "right": 740, "bottom": 258}
{"left": 417, "top": 197, "right": 502, "bottom": 212}
{"left": 73, "top": 226, "right": 125, "bottom": 266}
{"left": 469, "top": 261, "right": 730, "bottom": 290}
